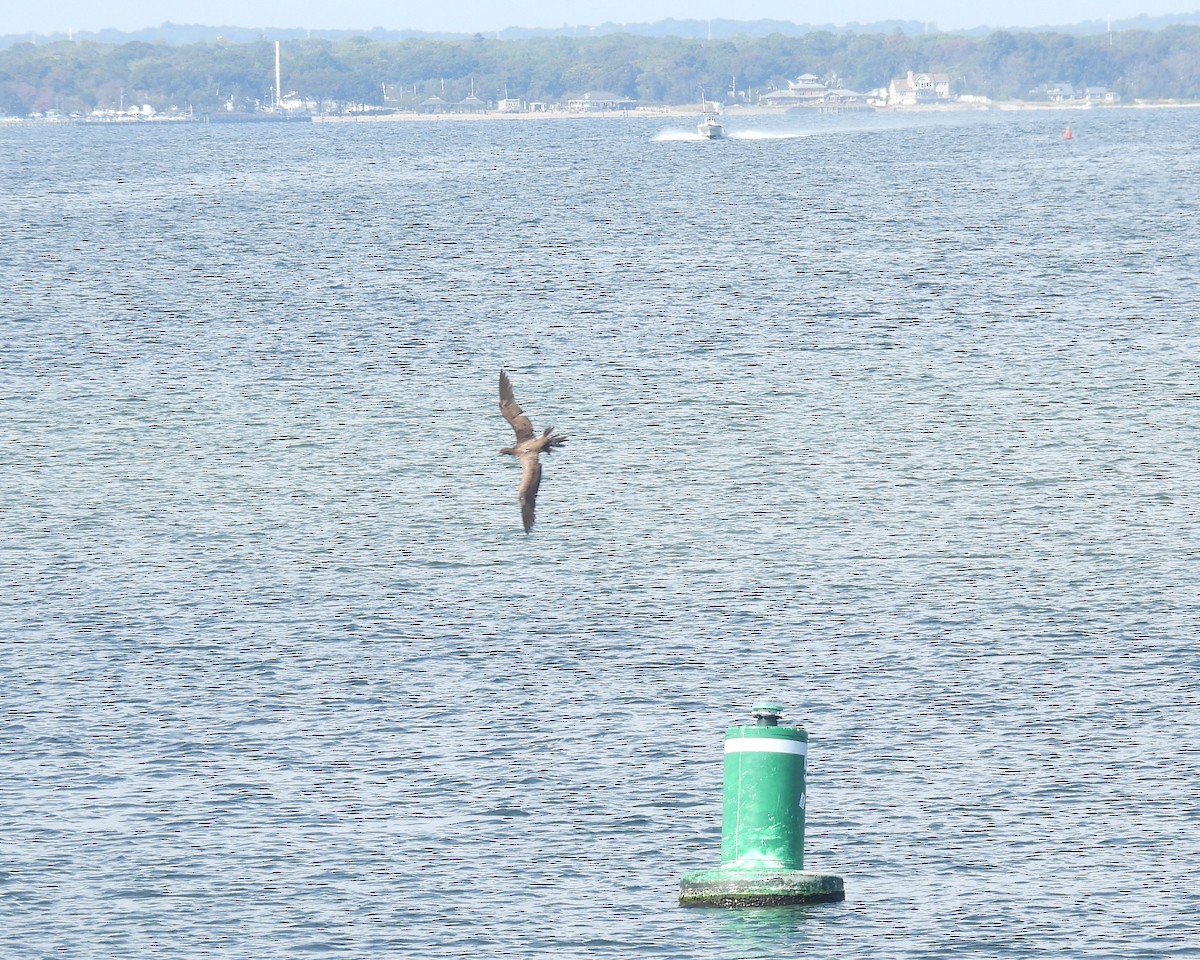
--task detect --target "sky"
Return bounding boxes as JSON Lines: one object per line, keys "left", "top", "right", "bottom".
{"left": 4, "top": 1, "right": 1197, "bottom": 36}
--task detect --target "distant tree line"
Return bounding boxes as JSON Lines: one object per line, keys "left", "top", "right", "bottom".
{"left": 2, "top": 26, "right": 1199, "bottom": 116}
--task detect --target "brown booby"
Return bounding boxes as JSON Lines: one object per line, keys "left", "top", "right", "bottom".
{"left": 498, "top": 370, "right": 567, "bottom": 533}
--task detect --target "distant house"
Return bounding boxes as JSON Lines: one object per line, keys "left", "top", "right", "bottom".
{"left": 822, "top": 87, "right": 870, "bottom": 110}
{"left": 454, "top": 95, "right": 487, "bottom": 113}
{"left": 497, "top": 98, "right": 525, "bottom": 113}
{"left": 761, "top": 75, "right": 867, "bottom": 110}
{"left": 1084, "top": 86, "right": 1120, "bottom": 102}
{"left": 1044, "top": 82, "right": 1076, "bottom": 101}
{"left": 760, "top": 74, "right": 827, "bottom": 107}
{"left": 566, "top": 91, "right": 638, "bottom": 112}
{"left": 419, "top": 96, "right": 447, "bottom": 114}
{"left": 888, "top": 70, "right": 951, "bottom": 105}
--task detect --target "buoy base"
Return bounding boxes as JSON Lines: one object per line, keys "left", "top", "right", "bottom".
{"left": 679, "top": 867, "right": 845, "bottom": 907}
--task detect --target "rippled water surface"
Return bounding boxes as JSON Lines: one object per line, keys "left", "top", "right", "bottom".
{"left": 3, "top": 107, "right": 1200, "bottom": 958}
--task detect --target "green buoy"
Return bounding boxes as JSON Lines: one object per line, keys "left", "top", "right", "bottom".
{"left": 679, "top": 704, "right": 845, "bottom": 907}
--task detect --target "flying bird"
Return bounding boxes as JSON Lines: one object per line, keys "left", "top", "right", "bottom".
{"left": 498, "top": 370, "right": 567, "bottom": 533}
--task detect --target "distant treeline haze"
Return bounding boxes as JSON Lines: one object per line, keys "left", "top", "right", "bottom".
{"left": 3, "top": 26, "right": 1199, "bottom": 115}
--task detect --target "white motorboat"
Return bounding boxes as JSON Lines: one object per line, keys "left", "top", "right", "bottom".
{"left": 697, "top": 115, "right": 725, "bottom": 139}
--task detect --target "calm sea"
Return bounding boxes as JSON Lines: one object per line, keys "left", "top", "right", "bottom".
{"left": 3, "top": 106, "right": 1199, "bottom": 958}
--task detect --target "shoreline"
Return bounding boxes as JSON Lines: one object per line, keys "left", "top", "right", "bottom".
{"left": 8, "top": 99, "right": 1197, "bottom": 126}
{"left": 310, "top": 100, "right": 1200, "bottom": 123}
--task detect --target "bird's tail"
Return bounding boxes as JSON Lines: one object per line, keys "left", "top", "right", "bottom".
{"left": 540, "top": 427, "right": 567, "bottom": 452}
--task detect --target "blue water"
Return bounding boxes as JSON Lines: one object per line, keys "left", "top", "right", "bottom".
{"left": 3, "top": 107, "right": 1200, "bottom": 958}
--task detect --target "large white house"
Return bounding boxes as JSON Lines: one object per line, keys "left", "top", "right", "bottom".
{"left": 888, "top": 71, "right": 952, "bottom": 105}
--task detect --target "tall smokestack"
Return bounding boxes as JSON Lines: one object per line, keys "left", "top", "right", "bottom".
{"left": 275, "top": 41, "right": 282, "bottom": 109}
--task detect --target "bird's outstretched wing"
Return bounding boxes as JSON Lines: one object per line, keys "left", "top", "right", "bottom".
{"left": 517, "top": 455, "right": 542, "bottom": 533}
{"left": 499, "top": 370, "right": 535, "bottom": 442}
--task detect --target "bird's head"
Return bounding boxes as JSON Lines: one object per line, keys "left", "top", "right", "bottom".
{"left": 499, "top": 446, "right": 516, "bottom": 457}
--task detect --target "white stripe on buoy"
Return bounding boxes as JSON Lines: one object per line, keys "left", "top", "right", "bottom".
{"left": 725, "top": 738, "right": 808, "bottom": 756}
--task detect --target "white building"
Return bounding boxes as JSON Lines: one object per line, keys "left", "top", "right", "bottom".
{"left": 888, "top": 71, "right": 951, "bottom": 105}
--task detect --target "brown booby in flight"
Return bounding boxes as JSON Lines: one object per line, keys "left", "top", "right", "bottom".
{"left": 498, "top": 370, "right": 567, "bottom": 533}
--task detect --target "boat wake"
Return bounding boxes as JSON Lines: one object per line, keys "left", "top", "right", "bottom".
{"left": 730, "top": 130, "right": 807, "bottom": 140}
{"left": 654, "top": 129, "right": 808, "bottom": 142}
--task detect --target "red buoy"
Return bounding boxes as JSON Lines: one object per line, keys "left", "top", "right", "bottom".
{"left": 1064, "top": 126, "right": 1073, "bottom": 140}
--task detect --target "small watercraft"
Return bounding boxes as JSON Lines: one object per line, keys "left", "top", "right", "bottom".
{"left": 697, "top": 115, "right": 725, "bottom": 139}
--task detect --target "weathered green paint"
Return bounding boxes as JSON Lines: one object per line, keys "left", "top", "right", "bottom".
{"left": 721, "top": 723, "right": 807, "bottom": 870}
